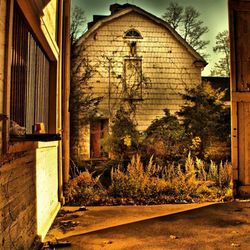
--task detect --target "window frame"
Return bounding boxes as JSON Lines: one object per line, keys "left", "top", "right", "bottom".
{"left": 2, "top": 0, "right": 59, "bottom": 154}
{"left": 124, "top": 28, "right": 143, "bottom": 39}
{"left": 123, "top": 57, "right": 143, "bottom": 100}
{"left": 10, "top": 5, "right": 51, "bottom": 134}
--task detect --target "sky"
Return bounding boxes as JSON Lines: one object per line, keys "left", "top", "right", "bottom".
{"left": 72, "top": 0, "right": 229, "bottom": 76}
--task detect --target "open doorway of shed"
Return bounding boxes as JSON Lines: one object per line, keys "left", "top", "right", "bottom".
{"left": 90, "top": 119, "right": 109, "bottom": 159}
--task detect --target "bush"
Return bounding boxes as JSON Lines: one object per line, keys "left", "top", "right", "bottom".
{"left": 102, "top": 107, "right": 140, "bottom": 160}
{"left": 65, "top": 154, "right": 233, "bottom": 205}
{"left": 64, "top": 171, "right": 107, "bottom": 205}
{"left": 109, "top": 155, "right": 171, "bottom": 200}
{"left": 177, "top": 82, "right": 231, "bottom": 160}
{"left": 142, "top": 109, "right": 187, "bottom": 164}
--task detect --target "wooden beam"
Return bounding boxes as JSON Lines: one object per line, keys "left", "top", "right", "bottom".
{"left": 62, "top": 0, "right": 71, "bottom": 184}
{"left": 232, "top": 92, "right": 250, "bottom": 102}
{"left": 16, "top": 0, "right": 58, "bottom": 61}
{"left": 2, "top": 0, "right": 14, "bottom": 154}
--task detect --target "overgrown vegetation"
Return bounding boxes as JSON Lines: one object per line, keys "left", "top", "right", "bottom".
{"left": 65, "top": 154, "right": 232, "bottom": 205}
{"left": 177, "top": 82, "right": 230, "bottom": 161}
{"left": 102, "top": 106, "right": 140, "bottom": 161}
{"left": 68, "top": 5, "right": 231, "bottom": 204}
{"left": 142, "top": 109, "right": 187, "bottom": 164}
{"left": 66, "top": 81, "right": 231, "bottom": 205}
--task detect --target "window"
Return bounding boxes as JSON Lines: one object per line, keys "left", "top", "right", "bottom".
{"left": 124, "top": 58, "right": 142, "bottom": 99}
{"left": 124, "top": 29, "right": 142, "bottom": 39}
{"left": 10, "top": 4, "right": 50, "bottom": 134}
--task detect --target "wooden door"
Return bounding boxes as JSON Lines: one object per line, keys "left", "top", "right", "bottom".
{"left": 90, "top": 119, "right": 109, "bottom": 158}
{"left": 90, "top": 122, "right": 102, "bottom": 158}
{"left": 229, "top": 0, "right": 250, "bottom": 195}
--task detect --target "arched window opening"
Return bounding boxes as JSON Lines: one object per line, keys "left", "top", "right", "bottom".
{"left": 124, "top": 29, "right": 142, "bottom": 39}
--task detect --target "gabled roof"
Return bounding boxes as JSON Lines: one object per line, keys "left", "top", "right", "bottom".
{"left": 78, "top": 3, "right": 207, "bottom": 67}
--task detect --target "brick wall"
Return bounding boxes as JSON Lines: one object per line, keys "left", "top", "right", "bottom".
{"left": 0, "top": 151, "right": 37, "bottom": 249}
{"left": 0, "top": 141, "right": 60, "bottom": 249}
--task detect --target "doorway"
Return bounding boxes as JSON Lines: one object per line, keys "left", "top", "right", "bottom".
{"left": 90, "top": 119, "right": 109, "bottom": 159}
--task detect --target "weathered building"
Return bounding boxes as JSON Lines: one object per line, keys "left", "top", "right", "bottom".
{"left": 72, "top": 3, "right": 207, "bottom": 161}
{"left": 0, "top": 0, "right": 70, "bottom": 248}
{"left": 229, "top": 0, "right": 250, "bottom": 197}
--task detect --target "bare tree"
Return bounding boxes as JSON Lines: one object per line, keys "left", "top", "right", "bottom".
{"left": 70, "top": 7, "right": 102, "bottom": 163}
{"left": 162, "top": 2, "right": 183, "bottom": 30}
{"left": 70, "top": 6, "right": 102, "bottom": 125}
{"left": 70, "top": 6, "right": 86, "bottom": 49}
{"left": 162, "top": 2, "right": 209, "bottom": 55}
{"left": 210, "top": 30, "right": 230, "bottom": 77}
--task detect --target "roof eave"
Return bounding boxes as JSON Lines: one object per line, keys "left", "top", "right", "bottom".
{"left": 78, "top": 5, "right": 207, "bottom": 65}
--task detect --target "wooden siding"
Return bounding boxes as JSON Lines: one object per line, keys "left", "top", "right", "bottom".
{"left": 229, "top": 0, "right": 250, "bottom": 197}
{"left": 41, "top": 0, "right": 58, "bottom": 43}
{"left": 82, "top": 12, "right": 202, "bottom": 131}
{"left": 77, "top": 11, "right": 203, "bottom": 159}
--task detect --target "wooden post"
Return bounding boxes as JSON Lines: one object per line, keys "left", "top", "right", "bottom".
{"left": 57, "top": 0, "right": 64, "bottom": 204}
{"left": 229, "top": 0, "right": 250, "bottom": 197}
{"left": 62, "top": 0, "right": 71, "bottom": 184}
{"left": 3, "top": 0, "right": 14, "bottom": 154}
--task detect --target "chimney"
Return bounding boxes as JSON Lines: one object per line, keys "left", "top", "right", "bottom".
{"left": 110, "top": 4, "right": 123, "bottom": 14}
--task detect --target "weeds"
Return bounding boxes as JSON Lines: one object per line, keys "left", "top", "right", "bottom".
{"left": 65, "top": 154, "right": 233, "bottom": 205}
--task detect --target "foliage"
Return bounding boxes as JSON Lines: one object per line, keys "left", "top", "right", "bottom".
{"left": 70, "top": 6, "right": 102, "bottom": 126}
{"left": 70, "top": 7, "right": 103, "bottom": 163}
{"left": 103, "top": 107, "right": 140, "bottom": 160}
{"left": 142, "top": 109, "right": 187, "bottom": 163}
{"left": 210, "top": 30, "right": 230, "bottom": 76}
{"left": 109, "top": 155, "right": 171, "bottom": 200}
{"left": 177, "top": 82, "right": 230, "bottom": 160}
{"left": 64, "top": 171, "right": 106, "bottom": 205}
{"left": 65, "top": 154, "right": 233, "bottom": 205}
{"left": 70, "top": 6, "right": 86, "bottom": 50}
{"left": 162, "top": 2, "right": 209, "bottom": 55}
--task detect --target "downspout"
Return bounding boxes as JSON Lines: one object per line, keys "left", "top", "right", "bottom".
{"left": 57, "top": 0, "right": 64, "bottom": 204}
{"left": 62, "top": 0, "right": 71, "bottom": 184}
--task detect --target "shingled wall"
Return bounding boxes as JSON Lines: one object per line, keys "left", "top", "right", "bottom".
{"left": 73, "top": 10, "right": 204, "bottom": 160}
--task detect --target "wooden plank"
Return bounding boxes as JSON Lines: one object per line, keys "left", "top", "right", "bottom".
{"left": 229, "top": 0, "right": 250, "bottom": 190}
{"left": 62, "top": 0, "right": 71, "bottom": 184}
{"left": 238, "top": 102, "right": 250, "bottom": 185}
{"left": 2, "top": 0, "right": 14, "bottom": 154}
{"left": 231, "top": 101, "right": 238, "bottom": 180}
{"left": 238, "top": 102, "right": 245, "bottom": 184}
{"left": 232, "top": 92, "right": 250, "bottom": 102}
{"left": 16, "top": 0, "right": 58, "bottom": 60}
